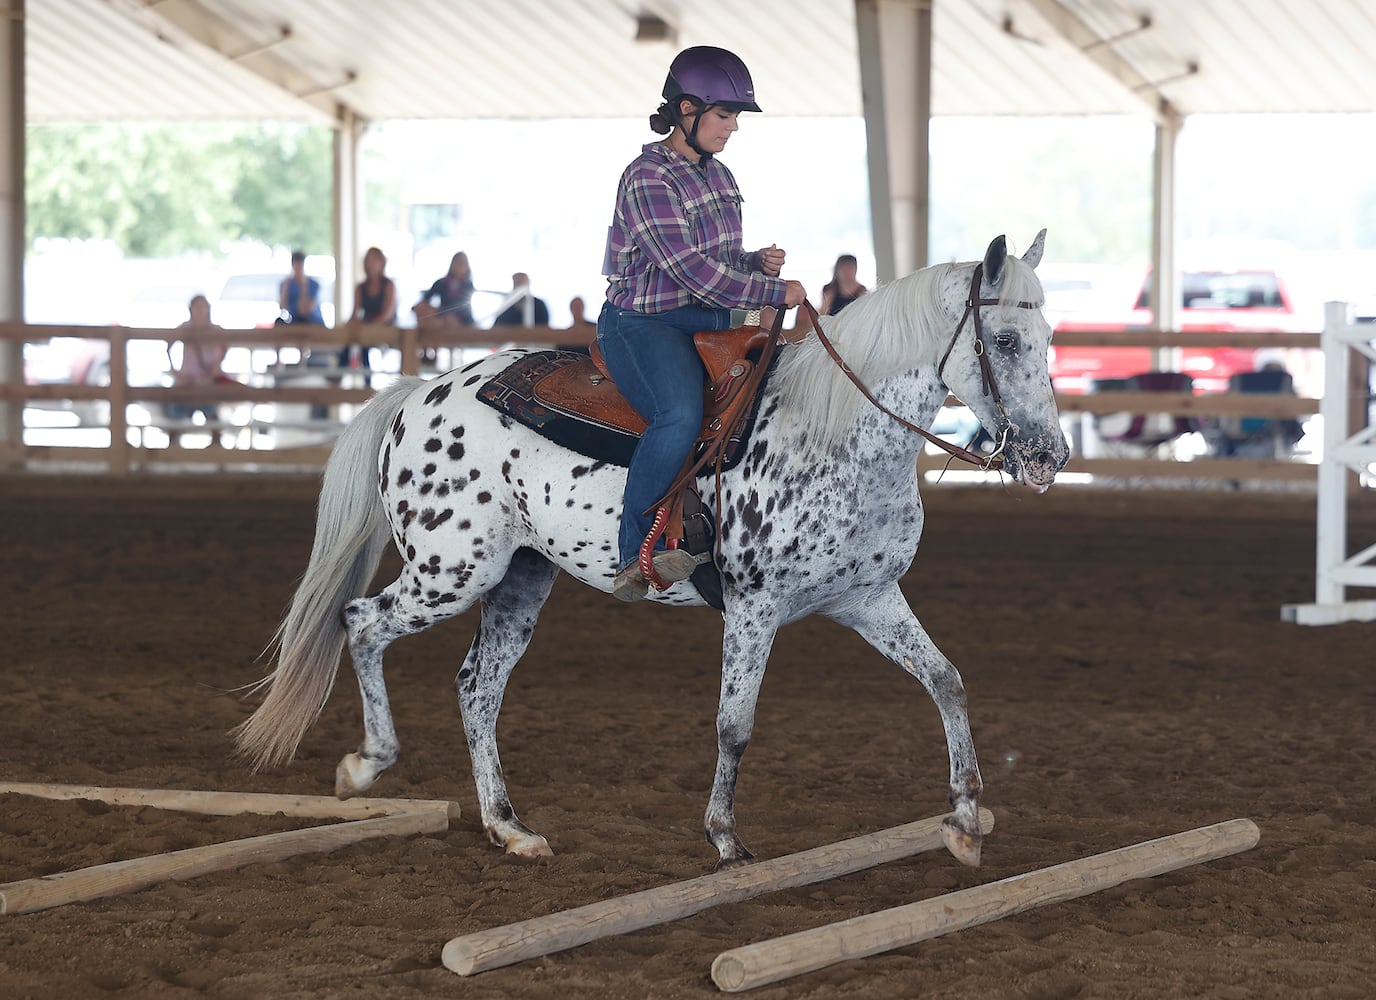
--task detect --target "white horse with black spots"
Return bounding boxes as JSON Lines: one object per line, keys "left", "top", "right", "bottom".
{"left": 234, "top": 232, "right": 1069, "bottom": 870}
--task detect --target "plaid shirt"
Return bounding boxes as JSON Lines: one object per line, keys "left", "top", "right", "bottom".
{"left": 603, "top": 143, "right": 788, "bottom": 313}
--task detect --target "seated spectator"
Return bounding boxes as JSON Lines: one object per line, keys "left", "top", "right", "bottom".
{"left": 165, "top": 294, "right": 234, "bottom": 444}
{"left": 793, "top": 253, "right": 868, "bottom": 338}
{"left": 413, "top": 251, "right": 475, "bottom": 328}
{"left": 493, "top": 272, "right": 550, "bottom": 327}
{"left": 820, "top": 253, "right": 868, "bottom": 316}
{"left": 569, "top": 295, "right": 595, "bottom": 330}
{"left": 345, "top": 246, "right": 396, "bottom": 369}
{"left": 279, "top": 250, "right": 325, "bottom": 326}
{"left": 557, "top": 295, "right": 596, "bottom": 354}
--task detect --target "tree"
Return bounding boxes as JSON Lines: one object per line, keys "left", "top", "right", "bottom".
{"left": 223, "top": 125, "right": 333, "bottom": 253}
{"left": 25, "top": 123, "right": 333, "bottom": 257}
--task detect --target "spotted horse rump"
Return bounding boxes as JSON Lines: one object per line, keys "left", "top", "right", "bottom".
{"left": 233, "top": 232, "right": 1070, "bottom": 872}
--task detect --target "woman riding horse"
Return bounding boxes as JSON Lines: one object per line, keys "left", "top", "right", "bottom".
{"left": 598, "top": 45, "right": 806, "bottom": 602}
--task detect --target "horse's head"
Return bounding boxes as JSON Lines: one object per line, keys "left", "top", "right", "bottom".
{"left": 938, "top": 231, "right": 1070, "bottom": 491}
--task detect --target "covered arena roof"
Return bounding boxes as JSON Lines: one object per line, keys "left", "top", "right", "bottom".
{"left": 26, "top": 0, "right": 1376, "bottom": 125}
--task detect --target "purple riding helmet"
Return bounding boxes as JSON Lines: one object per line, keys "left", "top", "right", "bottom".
{"left": 662, "top": 45, "right": 762, "bottom": 112}
{"left": 656, "top": 46, "right": 761, "bottom": 158}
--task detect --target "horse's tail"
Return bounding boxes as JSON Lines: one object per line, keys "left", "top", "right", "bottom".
{"left": 232, "top": 376, "right": 424, "bottom": 771}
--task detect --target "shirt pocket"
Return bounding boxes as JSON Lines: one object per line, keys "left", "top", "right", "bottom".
{"left": 716, "top": 190, "right": 744, "bottom": 234}
{"left": 679, "top": 191, "right": 709, "bottom": 220}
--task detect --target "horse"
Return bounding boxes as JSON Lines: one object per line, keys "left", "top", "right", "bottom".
{"left": 233, "top": 232, "right": 1070, "bottom": 871}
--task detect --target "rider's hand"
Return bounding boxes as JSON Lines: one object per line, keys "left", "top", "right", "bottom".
{"left": 783, "top": 280, "right": 806, "bottom": 308}
{"left": 757, "top": 244, "right": 786, "bottom": 277}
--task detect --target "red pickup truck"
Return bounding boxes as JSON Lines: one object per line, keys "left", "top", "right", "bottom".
{"left": 1050, "top": 268, "right": 1305, "bottom": 394}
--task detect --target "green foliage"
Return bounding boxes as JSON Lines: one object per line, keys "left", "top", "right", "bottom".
{"left": 929, "top": 118, "right": 1154, "bottom": 265}
{"left": 25, "top": 123, "right": 333, "bottom": 256}
{"left": 224, "top": 125, "right": 333, "bottom": 253}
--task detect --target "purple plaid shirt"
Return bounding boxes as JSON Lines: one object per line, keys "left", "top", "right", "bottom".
{"left": 603, "top": 143, "right": 788, "bottom": 313}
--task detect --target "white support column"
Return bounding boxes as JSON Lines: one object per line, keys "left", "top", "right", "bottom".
{"left": 855, "top": 0, "right": 932, "bottom": 284}
{"left": 332, "top": 106, "right": 364, "bottom": 328}
{"left": 1148, "top": 106, "right": 1181, "bottom": 369}
{"left": 0, "top": 0, "right": 24, "bottom": 452}
{"left": 1282, "top": 301, "right": 1376, "bottom": 626}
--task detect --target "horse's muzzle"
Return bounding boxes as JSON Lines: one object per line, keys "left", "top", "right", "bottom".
{"left": 1005, "top": 429, "right": 1070, "bottom": 492}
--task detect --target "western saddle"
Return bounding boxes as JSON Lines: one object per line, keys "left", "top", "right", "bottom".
{"left": 530, "top": 309, "right": 783, "bottom": 589}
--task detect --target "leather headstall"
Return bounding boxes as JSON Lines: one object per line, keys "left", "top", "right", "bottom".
{"left": 808, "top": 261, "right": 1040, "bottom": 472}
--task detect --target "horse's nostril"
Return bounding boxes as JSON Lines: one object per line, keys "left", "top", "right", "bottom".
{"left": 1036, "top": 451, "right": 1052, "bottom": 467}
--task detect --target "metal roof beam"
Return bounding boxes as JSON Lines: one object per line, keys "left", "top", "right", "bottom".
{"left": 1015, "top": 0, "right": 1176, "bottom": 122}
{"left": 117, "top": 0, "right": 362, "bottom": 125}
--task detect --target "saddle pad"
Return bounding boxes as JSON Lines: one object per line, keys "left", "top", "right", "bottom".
{"left": 475, "top": 349, "right": 774, "bottom": 472}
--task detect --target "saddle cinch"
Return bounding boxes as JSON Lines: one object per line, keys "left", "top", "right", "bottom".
{"left": 530, "top": 310, "right": 786, "bottom": 584}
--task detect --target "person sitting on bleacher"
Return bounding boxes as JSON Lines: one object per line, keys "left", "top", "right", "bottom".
{"left": 165, "top": 294, "right": 235, "bottom": 444}
{"left": 1208, "top": 361, "right": 1304, "bottom": 459}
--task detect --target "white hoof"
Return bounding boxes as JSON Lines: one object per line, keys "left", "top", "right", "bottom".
{"left": 334, "top": 753, "right": 376, "bottom": 799}
{"left": 503, "top": 831, "right": 554, "bottom": 860}
{"left": 941, "top": 817, "right": 982, "bottom": 867}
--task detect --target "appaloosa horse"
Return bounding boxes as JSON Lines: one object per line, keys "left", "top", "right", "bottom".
{"left": 234, "top": 232, "right": 1069, "bottom": 870}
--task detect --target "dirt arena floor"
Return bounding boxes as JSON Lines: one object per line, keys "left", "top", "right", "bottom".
{"left": 2, "top": 474, "right": 1374, "bottom": 999}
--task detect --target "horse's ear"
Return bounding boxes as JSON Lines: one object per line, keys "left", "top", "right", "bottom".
{"left": 983, "top": 235, "right": 1008, "bottom": 285}
{"left": 1023, "top": 229, "right": 1047, "bottom": 270}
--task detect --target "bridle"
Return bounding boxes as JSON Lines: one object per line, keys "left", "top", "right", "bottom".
{"left": 806, "top": 262, "right": 1040, "bottom": 471}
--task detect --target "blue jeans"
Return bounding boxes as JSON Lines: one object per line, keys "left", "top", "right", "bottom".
{"left": 597, "top": 302, "right": 732, "bottom": 569}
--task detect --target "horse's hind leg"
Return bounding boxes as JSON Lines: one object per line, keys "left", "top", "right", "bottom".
{"left": 335, "top": 575, "right": 482, "bottom": 798}
{"left": 827, "top": 584, "right": 985, "bottom": 866}
{"left": 336, "top": 538, "right": 513, "bottom": 797}
{"left": 456, "top": 547, "right": 560, "bottom": 858}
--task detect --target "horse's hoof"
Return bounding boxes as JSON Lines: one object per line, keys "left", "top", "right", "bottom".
{"left": 713, "top": 854, "right": 756, "bottom": 873}
{"left": 941, "top": 817, "right": 982, "bottom": 867}
{"left": 334, "top": 753, "right": 373, "bottom": 799}
{"left": 713, "top": 843, "right": 756, "bottom": 873}
{"left": 504, "top": 831, "right": 554, "bottom": 860}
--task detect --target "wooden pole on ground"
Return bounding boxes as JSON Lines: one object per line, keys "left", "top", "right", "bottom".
{"left": 0, "top": 810, "right": 448, "bottom": 916}
{"left": 442, "top": 807, "right": 995, "bottom": 976}
{"left": 711, "top": 817, "right": 1260, "bottom": 992}
{"left": 0, "top": 781, "right": 459, "bottom": 822}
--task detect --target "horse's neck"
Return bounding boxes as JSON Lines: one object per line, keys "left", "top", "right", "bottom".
{"left": 765, "top": 363, "right": 946, "bottom": 481}
{"left": 849, "top": 366, "right": 947, "bottom": 467}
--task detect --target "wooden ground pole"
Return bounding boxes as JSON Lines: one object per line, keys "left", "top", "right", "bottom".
{"left": 711, "top": 817, "right": 1260, "bottom": 992}
{"left": 0, "top": 782, "right": 459, "bottom": 915}
{"left": 0, "top": 781, "right": 459, "bottom": 822}
{"left": 443, "top": 807, "right": 995, "bottom": 976}
{"left": 0, "top": 812, "right": 447, "bottom": 915}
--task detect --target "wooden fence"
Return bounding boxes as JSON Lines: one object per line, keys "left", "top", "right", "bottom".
{"left": 0, "top": 321, "right": 1345, "bottom": 485}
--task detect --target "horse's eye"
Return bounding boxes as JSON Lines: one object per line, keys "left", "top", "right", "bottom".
{"left": 994, "top": 332, "right": 1019, "bottom": 351}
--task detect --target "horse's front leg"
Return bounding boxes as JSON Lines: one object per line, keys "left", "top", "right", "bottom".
{"left": 705, "top": 607, "right": 779, "bottom": 871}
{"left": 827, "top": 584, "right": 985, "bottom": 866}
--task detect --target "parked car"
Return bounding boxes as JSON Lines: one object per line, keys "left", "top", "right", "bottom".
{"left": 1051, "top": 266, "right": 1307, "bottom": 394}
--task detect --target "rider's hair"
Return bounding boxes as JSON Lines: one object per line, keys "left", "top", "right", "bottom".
{"left": 649, "top": 101, "right": 675, "bottom": 135}
{"left": 650, "top": 95, "right": 706, "bottom": 136}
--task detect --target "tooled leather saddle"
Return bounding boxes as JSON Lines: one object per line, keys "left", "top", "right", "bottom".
{"left": 529, "top": 321, "right": 772, "bottom": 445}
{"left": 526, "top": 310, "right": 785, "bottom": 594}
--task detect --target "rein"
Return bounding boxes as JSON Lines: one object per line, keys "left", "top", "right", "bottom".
{"left": 805, "top": 263, "right": 1038, "bottom": 472}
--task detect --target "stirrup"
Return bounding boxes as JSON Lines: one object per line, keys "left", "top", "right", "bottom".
{"left": 635, "top": 507, "right": 703, "bottom": 592}
{"left": 614, "top": 550, "right": 700, "bottom": 603}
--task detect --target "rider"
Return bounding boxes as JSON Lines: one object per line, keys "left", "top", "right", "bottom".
{"left": 599, "top": 44, "right": 806, "bottom": 602}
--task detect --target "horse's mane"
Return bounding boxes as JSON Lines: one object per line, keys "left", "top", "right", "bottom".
{"left": 772, "top": 255, "right": 1044, "bottom": 452}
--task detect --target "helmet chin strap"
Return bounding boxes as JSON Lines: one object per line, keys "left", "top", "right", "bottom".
{"left": 679, "top": 101, "right": 713, "bottom": 161}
